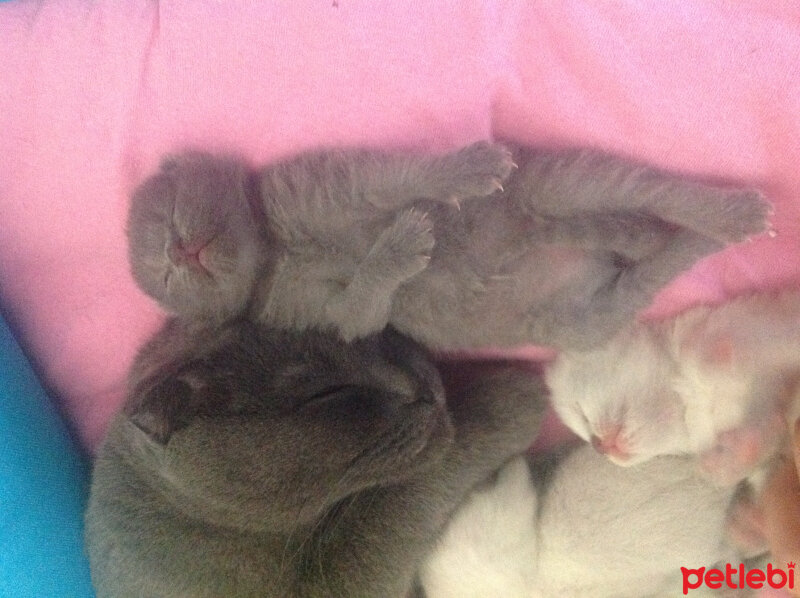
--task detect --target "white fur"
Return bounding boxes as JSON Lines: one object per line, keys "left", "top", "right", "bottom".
{"left": 536, "top": 448, "right": 737, "bottom": 598}
{"left": 670, "top": 292, "right": 800, "bottom": 456}
{"left": 419, "top": 457, "right": 538, "bottom": 598}
{"left": 546, "top": 290, "right": 800, "bottom": 481}
{"left": 546, "top": 323, "right": 692, "bottom": 466}
{"left": 420, "top": 447, "right": 738, "bottom": 598}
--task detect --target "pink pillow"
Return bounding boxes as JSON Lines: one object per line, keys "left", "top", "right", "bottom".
{"left": 0, "top": 1, "right": 798, "bottom": 453}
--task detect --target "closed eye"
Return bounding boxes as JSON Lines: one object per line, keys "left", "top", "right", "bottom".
{"left": 301, "top": 385, "right": 362, "bottom": 409}
{"left": 163, "top": 269, "right": 172, "bottom": 289}
{"left": 574, "top": 404, "right": 590, "bottom": 425}
{"left": 571, "top": 404, "right": 592, "bottom": 436}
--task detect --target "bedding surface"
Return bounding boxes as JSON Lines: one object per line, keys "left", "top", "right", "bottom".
{"left": 1, "top": 0, "right": 799, "bottom": 454}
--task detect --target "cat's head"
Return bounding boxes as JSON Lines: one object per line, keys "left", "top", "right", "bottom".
{"left": 123, "top": 320, "right": 452, "bottom": 532}
{"left": 546, "top": 326, "right": 692, "bottom": 467}
{"left": 127, "top": 152, "right": 265, "bottom": 320}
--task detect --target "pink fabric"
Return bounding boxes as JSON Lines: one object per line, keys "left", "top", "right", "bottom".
{"left": 1, "top": 1, "right": 799, "bottom": 458}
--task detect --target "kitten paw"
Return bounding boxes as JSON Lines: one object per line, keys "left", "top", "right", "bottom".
{"left": 708, "top": 190, "right": 773, "bottom": 244}
{"left": 324, "top": 209, "right": 433, "bottom": 342}
{"left": 437, "top": 141, "right": 515, "bottom": 203}
{"left": 371, "top": 208, "right": 435, "bottom": 282}
{"left": 698, "top": 425, "right": 770, "bottom": 486}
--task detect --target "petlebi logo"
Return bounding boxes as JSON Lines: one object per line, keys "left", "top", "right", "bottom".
{"left": 681, "top": 562, "right": 795, "bottom": 594}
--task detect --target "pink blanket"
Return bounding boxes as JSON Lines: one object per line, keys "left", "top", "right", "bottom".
{"left": 1, "top": 1, "right": 799, "bottom": 453}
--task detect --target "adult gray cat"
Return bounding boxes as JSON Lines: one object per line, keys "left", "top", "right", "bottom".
{"left": 85, "top": 318, "right": 547, "bottom": 597}
{"left": 127, "top": 141, "right": 771, "bottom": 350}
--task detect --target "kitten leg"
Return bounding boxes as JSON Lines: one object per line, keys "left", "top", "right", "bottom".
{"left": 260, "top": 141, "right": 515, "bottom": 238}
{"left": 525, "top": 229, "right": 722, "bottom": 350}
{"left": 525, "top": 211, "right": 675, "bottom": 260}
{"left": 324, "top": 209, "right": 434, "bottom": 341}
{"left": 355, "top": 141, "right": 516, "bottom": 208}
{"left": 295, "top": 367, "right": 548, "bottom": 598}
{"left": 507, "top": 147, "right": 772, "bottom": 244}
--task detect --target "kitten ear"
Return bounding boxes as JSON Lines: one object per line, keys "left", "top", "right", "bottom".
{"left": 125, "top": 375, "right": 194, "bottom": 445}
{"left": 680, "top": 326, "right": 735, "bottom": 366}
{"left": 702, "top": 334, "right": 735, "bottom": 365}
{"left": 159, "top": 154, "right": 182, "bottom": 174}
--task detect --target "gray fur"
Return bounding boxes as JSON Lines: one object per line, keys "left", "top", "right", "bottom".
{"left": 85, "top": 320, "right": 547, "bottom": 597}
{"left": 127, "top": 142, "right": 771, "bottom": 350}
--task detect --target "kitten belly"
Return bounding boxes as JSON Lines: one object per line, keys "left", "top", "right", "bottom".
{"left": 391, "top": 245, "right": 614, "bottom": 350}
{"left": 256, "top": 254, "right": 354, "bottom": 332}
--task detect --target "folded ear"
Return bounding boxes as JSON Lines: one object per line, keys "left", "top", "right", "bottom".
{"left": 681, "top": 326, "right": 735, "bottom": 367}
{"left": 124, "top": 375, "right": 195, "bottom": 445}
{"left": 158, "top": 153, "right": 184, "bottom": 174}
{"left": 703, "top": 334, "right": 734, "bottom": 365}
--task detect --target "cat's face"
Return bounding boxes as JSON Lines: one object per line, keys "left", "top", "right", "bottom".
{"left": 124, "top": 321, "right": 452, "bottom": 531}
{"left": 127, "top": 152, "right": 264, "bottom": 320}
{"left": 546, "top": 328, "right": 692, "bottom": 467}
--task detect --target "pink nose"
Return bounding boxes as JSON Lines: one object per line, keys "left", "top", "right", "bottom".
{"left": 590, "top": 428, "right": 630, "bottom": 462}
{"left": 168, "top": 240, "right": 207, "bottom": 269}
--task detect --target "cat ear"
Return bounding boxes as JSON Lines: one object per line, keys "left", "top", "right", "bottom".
{"left": 125, "top": 375, "right": 194, "bottom": 445}
{"left": 159, "top": 154, "right": 182, "bottom": 174}
{"left": 680, "top": 326, "right": 735, "bottom": 366}
{"left": 702, "top": 334, "right": 734, "bottom": 365}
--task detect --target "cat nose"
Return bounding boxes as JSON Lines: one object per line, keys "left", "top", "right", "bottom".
{"left": 168, "top": 240, "right": 207, "bottom": 269}
{"left": 590, "top": 429, "right": 630, "bottom": 463}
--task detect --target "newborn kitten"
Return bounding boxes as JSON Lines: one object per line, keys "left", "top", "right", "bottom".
{"left": 127, "top": 142, "right": 511, "bottom": 328}
{"left": 85, "top": 319, "right": 547, "bottom": 598}
{"left": 127, "top": 142, "right": 771, "bottom": 351}
{"left": 547, "top": 290, "right": 800, "bottom": 485}
{"left": 545, "top": 322, "right": 688, "bottom": 467}
{"left": 420, "top": 445, "right": 749, "bottom": 598}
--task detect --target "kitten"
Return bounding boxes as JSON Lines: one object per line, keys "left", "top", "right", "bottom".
{"left": 545, "top": 322, "right": 688, "bottom": 467}
{"left": 85, "top": 319, "right": 548, "bottom": 598}
{"left": 419, "top": 445, "right": 753, "bottom": 598}
{"left": 546, "top": 290, "right": 800, "bottom": 484}
{"left": 127, "top": 142, "right": 771, "bottom": 351}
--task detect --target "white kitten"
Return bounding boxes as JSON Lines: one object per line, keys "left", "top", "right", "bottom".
{"left": 420, "top": 447, "right": 743, "bottom": 598}
{"left": 419, "top": 457, "right": 538, "bottom": 598}
{"left": 546, "top": 290, "right": 800, "bottom": 484}
{"left": 545, "top": 323, "right": 690, "bottom": 467}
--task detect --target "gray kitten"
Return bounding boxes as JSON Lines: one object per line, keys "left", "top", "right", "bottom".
{"left": 127, "top": 142, "right": 771, "bottom": 350}
{"left": 85, "top": 319, "right": 547, "bottom": 597}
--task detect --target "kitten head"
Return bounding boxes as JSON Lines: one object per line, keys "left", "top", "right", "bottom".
{"left": 123, "top": 321, "right": 452, "bottom": 532}
{"left": 127, "top": 152, "right": 265, "bottom": 320}
{"left": 546, "top": 325, "right": 691, "bottom": 467}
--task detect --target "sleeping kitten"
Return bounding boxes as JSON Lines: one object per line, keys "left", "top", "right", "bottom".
{"left": 127, "top": 142, "right": 771, "bottom": 351}
{"left": 545, "top": 322, "right": 688, "bottom": 467}
{"left": 546, "top": 290, "right": 800, "bottom": 484}
{"left": 419, "top": 445, "right": 752, "bottom": 598}
{"left": 85, "top": 319, "right": 547, "bottom": 598}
